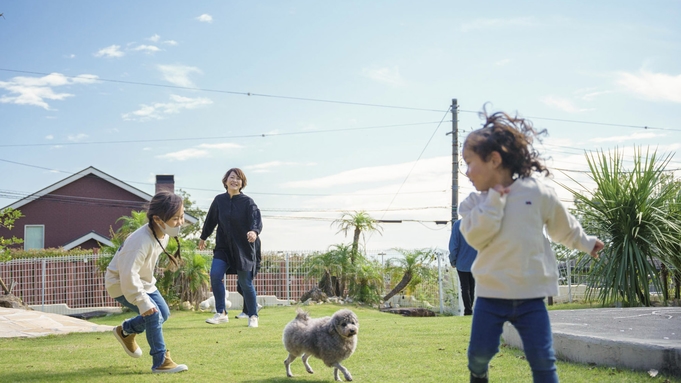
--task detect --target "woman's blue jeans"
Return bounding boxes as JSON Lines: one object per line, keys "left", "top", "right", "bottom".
{"left": 468, "top": 297, "right": 558, "bottom": 383}
{"left": 114, "top": 290, "right": 170, "bottom": 369}
{"left": 210, "top": 257, "right": 258, "bottom": 317}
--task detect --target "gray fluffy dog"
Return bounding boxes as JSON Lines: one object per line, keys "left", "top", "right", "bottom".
{"left": 283, "top": 308, "right": 359, "bottom": 381}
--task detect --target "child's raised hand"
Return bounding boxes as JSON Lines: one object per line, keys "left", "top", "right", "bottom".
{"left": 492, "top": 184, "right": 511, "bottom": 196}
{"left": 590, "top": 239, "right": 604, "bottom": 259}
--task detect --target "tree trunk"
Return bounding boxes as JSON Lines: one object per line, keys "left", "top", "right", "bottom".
{"left": 382, "top": 272, "right": 412, "bottom": 302}
{"left": 351, "top": 228, "right": 361, "bottom": 264}
{"left": 0, "top": 277, "right": 9, "bottom": 295}
{"left": 674, "top": 271, "right": 680, "bottom": 300}
{"left": 661, "top": 263, "right": 669, "bottom": 301}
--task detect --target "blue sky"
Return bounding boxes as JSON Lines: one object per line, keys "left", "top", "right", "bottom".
{"left": 1, "top": 1, "right": 680, "bottom": 252}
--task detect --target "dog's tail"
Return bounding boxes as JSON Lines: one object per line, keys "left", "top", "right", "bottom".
{"left": 295, "top": 308, "right": 310, "bottom": 322}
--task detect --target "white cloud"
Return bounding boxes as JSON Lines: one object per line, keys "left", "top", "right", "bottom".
{"left": 157, "top": 64, "right": 202, "bottom": 87}
{"left": 245, "top": 161, "right": 302, "bottom": 173}
{"left": 541, "top": 96, "right": 593, "bottom": 113}
{"left": 121, "top": 94, "right": 213, "bottom": 121}
{"left": 94, "top": 44, "right": 124, "bottom": 58}
{"left": 132, "top": 44, "right": 161, "bottom": 54}
{"left": 45, "top": 135, "right": 54, "bottom": 140}
{"left": 361, "top": 66, "right": 404, "bottom": 86}
{"left": 156, "top": 148, "right": 210, "bottom": 161}
{"left": 157, "top": 142, "right": 242, "bottom": 161}
{"left": 198, "top": 143, "right": 243, "bottom": 150}
{"left": 282, "top": 156, "right": 448, "bottom": 189}
{"left": 0, "top": 73, "right": 99, "bottom": 109}
{"left": 589, "top": 132, "right": 665, "bottom": 143}
{"left": 615, "top": 69, "right": 681, "bottom": 103}
{"left": 163, "top": 40, "right": 178, "bottom": 46}
{"left": 148, "top": 34, "right": 161, "bottom": 42}
{"left": 461, "top": 17, "right": 536, "bottom": 32}
{"left": 67, "top": 133, "right": 88, "bottom": 142}
{"left": 196, "top": 14, "right": 213, "bottom": 23}
{"left": 495, "top": 59, "right": 511, "bottom": 66}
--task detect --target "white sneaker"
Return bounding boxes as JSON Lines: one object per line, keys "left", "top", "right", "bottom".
{"left": 206, "top": 312, "right": 229, "bottom": 324}
{"left": 248, "top": 315, "right": 258, "bottom": 328}
{"left": 235, "top": 312, "right": 249, "bottom": 319}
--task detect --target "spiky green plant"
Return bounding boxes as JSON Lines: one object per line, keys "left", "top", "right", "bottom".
{"left": 560, "top": 148, "right": 681, "bottom": 306}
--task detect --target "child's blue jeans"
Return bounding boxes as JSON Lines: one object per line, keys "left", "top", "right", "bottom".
{"left": 114, "top": 290, "right": 170, "bottom": 369}
{"left": 468, "top": 297, "right": 558, "bottom": 383}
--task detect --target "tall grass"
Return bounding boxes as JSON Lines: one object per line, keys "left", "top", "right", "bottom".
{"left": 0, "top": 305, "right": 676, "bottom": 382}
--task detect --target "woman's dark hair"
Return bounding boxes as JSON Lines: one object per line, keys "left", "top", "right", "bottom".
{"left": 222, "top": 168, "right": 247, "bottom": 191}
{"left": 464, "top": 106, "right": 550, "bottom": 178}
{"left": 147, "top": 191, "right": 183, "bottom": 269}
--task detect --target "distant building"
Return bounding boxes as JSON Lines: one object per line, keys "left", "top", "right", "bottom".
{"left": 0, "top": 166, "right": 196, "bottom": 250}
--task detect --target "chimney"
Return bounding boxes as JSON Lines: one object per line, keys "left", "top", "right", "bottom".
{"left": 155, "top": 175, "right": 175, "bottom": 194}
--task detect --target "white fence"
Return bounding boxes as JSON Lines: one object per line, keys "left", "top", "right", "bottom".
{"left": 0, "top": 250, "right": 461, "bottom": 316}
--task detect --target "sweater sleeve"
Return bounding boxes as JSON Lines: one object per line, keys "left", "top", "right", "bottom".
{"left": 459, "top": 190, "right": 506, "bottom": 251}
{"left": 200, "top": 197, "right": 219, "bottom": 241}
{"left": 250, "top": 199, "right": 263, "bottom": 234}
{"left": 544, "top": 189, "right": 597, "bottom": 254}
{"left": 448, "top": 221, "right": 460, "bottom": 267}
{"left": 117, "top": 243, "right": 155, "bottom": 314}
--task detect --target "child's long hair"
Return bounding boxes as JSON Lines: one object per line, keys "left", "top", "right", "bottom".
{"left": 147, "top": 191, "right": 183, "bottom": 269}
{"left": 465, "top": 106, "right": 550, "bottom": 178}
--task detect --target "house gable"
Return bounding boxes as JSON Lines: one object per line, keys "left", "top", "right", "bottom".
{"left": 1, "top": 167, "right": 198, "bottom": 250}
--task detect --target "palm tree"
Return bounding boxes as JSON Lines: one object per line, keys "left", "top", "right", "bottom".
{"left": 382, "top": 248, "right": 436, "bottom": 302}
{"left": 347, "top": 258, "right": 384, "bottom": 305}
{"left": 561, "top": 148, "right": 681, "bottom": 307}
{"left": 332, "top": 211, "right": 382, "bottom": 264}
{"left": 303, "top": 244, "right": 353, "bottom": 297}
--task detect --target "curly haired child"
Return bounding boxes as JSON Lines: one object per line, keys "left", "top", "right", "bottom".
{"left": 459, "top": 107, "right": 603, "bottom": 383}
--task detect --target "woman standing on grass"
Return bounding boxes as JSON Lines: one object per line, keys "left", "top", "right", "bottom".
{"left": 459, "top": 108, "right": 603, "bottom": 383}
{"left": 105, "top": 191, "right": 188, "bottom": 374}
{"left": 199, "top": 167, "right": 263, "bottom": 328}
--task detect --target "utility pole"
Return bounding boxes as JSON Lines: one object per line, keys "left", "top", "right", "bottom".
{"left": 450, "top": 99, "right": 459, "bottom": 223}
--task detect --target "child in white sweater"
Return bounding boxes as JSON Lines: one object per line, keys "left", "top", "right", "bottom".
{"left": 459, "top": 108, "right": 603, "bottom": 383}
{"left": 105, "top": 191, "right": 188, "bottom": 373}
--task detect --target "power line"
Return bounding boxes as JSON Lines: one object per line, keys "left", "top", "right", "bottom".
{"left": 0, "top": 68, "right": 675, "bottom": 131}
{"left": 0, "top": 68, "right": 445, "bottom": 113}
{"left": 0, "top": 121, "right": 447, "bottom": 148}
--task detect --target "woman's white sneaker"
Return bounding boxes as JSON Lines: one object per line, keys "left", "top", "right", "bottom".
{"left": 206, "top": 312, "right": 229, "bottom": 324}
{"left": 248, "top": 315, "right": 258, "bottom": 328}
{"left": 235, "top": 312, "right": 249, "bottom": 319}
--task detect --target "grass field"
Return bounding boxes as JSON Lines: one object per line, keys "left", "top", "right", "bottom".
{"left": 0, "top": 304, "right": 677, "bottom": 382}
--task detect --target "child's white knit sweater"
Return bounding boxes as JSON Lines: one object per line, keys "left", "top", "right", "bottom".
{"left": 459, "top": 177, "right": 596, "bottom": 299}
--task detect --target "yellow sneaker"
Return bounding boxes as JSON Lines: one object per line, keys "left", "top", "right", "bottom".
{"left": 113, "top": 325, "right": 142, "bottom": 358}
{"left": 152, "top": 351, "right": 188, "bottom": 374}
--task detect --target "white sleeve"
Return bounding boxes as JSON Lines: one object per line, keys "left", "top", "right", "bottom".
{"left": 459, "top": 190, "right": 506, "bottom": 250}
{"left": 118, "top": 242, "right": 155, "bottom": 314}
{"left": 544, "top": 189, "right": 597, "bottom": 254}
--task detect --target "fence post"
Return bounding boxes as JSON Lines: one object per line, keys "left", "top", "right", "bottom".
{"left": 41, "top": 258, "right": 46, "bottom": 312}
{"left": 437, "top": 251, "right": 444, "bottom": 314}
{"left": 285, "top": 252, "right": 290, "bottom": 305}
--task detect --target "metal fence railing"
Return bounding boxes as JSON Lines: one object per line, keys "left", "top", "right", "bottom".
{"left": 0, "top": 250, "right": 459, "bottom": 316}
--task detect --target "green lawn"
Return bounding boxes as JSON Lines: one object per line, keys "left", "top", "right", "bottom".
{"left": 0, "top": 305, "right": 676, "bottom": 382}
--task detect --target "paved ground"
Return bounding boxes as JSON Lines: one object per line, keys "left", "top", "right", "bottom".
{"left": 502, "top": 307, "right": 681, "bottom": 377}
{"left": 0, "top": 307, "right": 113, "bottom": 338}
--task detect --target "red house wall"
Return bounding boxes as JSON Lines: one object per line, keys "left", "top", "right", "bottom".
{"left": 0, "top": 174, "right": 148, "bottom": 249}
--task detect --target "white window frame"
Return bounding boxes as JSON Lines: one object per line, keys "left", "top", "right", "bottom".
{"left": 24, "top": 224, "right": 45, "bottom": 250}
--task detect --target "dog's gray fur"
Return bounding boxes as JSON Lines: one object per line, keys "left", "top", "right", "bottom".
{"left": 283, "top": 308, "right": 359, "bottom": 381}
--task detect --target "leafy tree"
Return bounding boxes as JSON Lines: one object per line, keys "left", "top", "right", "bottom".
{"left": 332, "top": 211, "right": 382, "bottom": 264}
{"left": 383, "top": 248, "right": 436, "bottom": 302}
{"left": 177, "top": 189, "right": 207, "bottom": 242}
{"left": 346, "top": 258, "right": 384, "bottom": 305}
{"left": 0, "top": 208, "right": 23, "bottom": 294}
{"left": 561, "top": 148, "right": 681, "bottom": 307}
{"left": 303, "top": 244, "right": 353, "bottom": 297}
